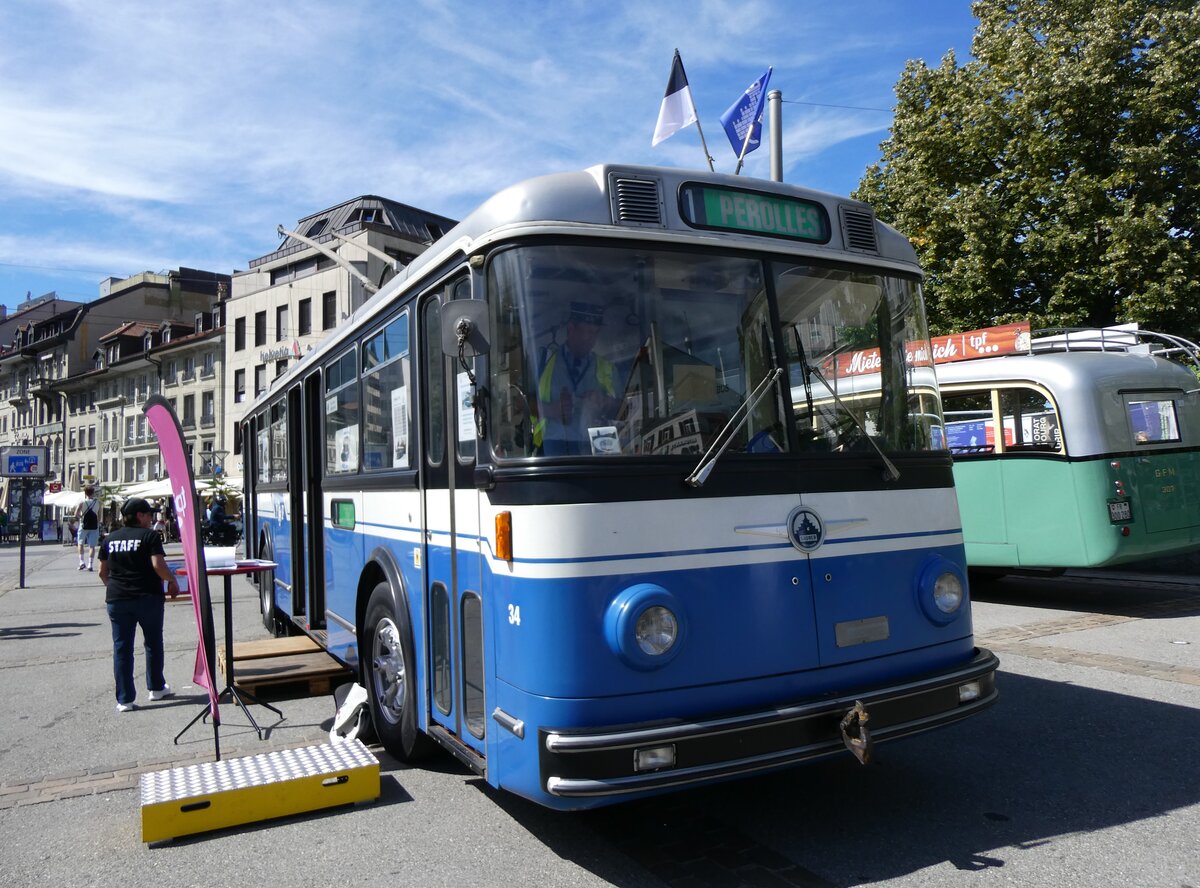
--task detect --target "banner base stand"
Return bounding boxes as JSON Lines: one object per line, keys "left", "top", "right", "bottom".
{"left": 140, "top": 740, "right": 379, "bottom": 843}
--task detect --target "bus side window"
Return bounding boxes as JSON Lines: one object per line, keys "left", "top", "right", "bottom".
{"left": 450, "top": 279, "right": 477, "bottom": 464}
{"left": 942, "top": 389, "right": 996, "bottom": 454}
{"left": 999, "top": 387, "right": 1061, "bottom": 452}
{"left": 325, "top": 348, "right": 360, "bottom": 475}
{"left": 423, "top": 299, "right": 445, "bottom": 467}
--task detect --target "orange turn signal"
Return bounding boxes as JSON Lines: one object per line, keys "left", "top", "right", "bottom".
{"left": 495, "top": 511, "right": 513, "bottom": 562}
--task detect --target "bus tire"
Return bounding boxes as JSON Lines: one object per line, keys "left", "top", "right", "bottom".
{"left": 258, "top": 537, "right": 283, "bottom": 635}
{"left": 363, "top": 582, "right": 434, "bottom": 762}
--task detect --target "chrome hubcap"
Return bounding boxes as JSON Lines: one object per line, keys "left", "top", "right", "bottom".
{"left": 371, "top": 618, "right": 405, "bottom": 724}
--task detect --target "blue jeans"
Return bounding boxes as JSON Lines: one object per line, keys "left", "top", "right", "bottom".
{"left": 107, "top": 597, "right": 166, "bottom": 705}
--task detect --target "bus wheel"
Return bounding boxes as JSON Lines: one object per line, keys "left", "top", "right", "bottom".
{"left": 258, "top": 539, "right": 282, "bottom": 635}
{"left": 364, "top": 582, "right": 434, "bottom": 761}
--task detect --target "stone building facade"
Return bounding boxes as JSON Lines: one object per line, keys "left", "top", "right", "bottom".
{"left": 224, "top": 195, "right": 455, "bottom": 472}
{"left": 0, "top": 269, "right": 229, "bottom": 498}
{"left": 1, "top": 194, "right": 454, "bottom": 507}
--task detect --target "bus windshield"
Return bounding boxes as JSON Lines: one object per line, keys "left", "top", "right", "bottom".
{"left": 488, "top": 242, "right": 941, "bottom": 459}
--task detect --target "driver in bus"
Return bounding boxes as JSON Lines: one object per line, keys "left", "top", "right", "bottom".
{"left": 534, "top": 302, "right": 619, "bottom": 455}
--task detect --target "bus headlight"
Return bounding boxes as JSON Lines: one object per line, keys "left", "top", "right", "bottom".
{"left": 933, "top": 572, "right": 964, "bottom": 613}
{"left": 635, "top": 606, "right": 678, "bottom": 656}
{"left": 605, "top": 584, "right": 685, "bottom": 669}
{"left": 917, "top": 557, "right": 967, "bottom": 625}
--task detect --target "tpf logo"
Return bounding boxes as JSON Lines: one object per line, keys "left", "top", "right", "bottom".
{"left": 786, "top": 506, "right": 824, "bottom": 553}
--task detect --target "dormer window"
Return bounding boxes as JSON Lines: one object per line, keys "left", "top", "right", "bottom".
{"left": 107, "top": 344, "right": 118, "bottom": 364}
{"left": 195, "top": 312, "right": 204, "bottom": 333}
{"left": 305, "top": 218, "right": 329, "bottom": 238}
{"left": 144, "top": 333, "right": 153, "bottom": 351}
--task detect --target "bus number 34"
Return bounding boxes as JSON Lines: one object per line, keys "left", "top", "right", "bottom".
{"left": 508, "top": 604, "right": 522, "bottom": 626}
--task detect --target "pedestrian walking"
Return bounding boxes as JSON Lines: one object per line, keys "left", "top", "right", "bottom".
{"left": 98, "top": 496, "right": 181, "bottom": 713}
{"left": 74, "top": 486, "right": 101, "bottom": 570}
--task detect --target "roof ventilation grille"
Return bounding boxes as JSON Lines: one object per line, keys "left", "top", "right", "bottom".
{"left": 839, "top": 206, "right": 879, "bottom": 254}
{"left": 611, "top": 177, "right": 664, "bottom": 227}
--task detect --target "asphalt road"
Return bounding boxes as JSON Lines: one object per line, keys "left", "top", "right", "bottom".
{"left": 1, "top": 540, "right": 1197, "bottom": 888}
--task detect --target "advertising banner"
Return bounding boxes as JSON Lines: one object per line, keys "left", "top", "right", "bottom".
{"left": 143, "top": 395, "right": 220, "bottom": 724}
{"left": 833, "top": 322, "right": 1032, "bottom": 379}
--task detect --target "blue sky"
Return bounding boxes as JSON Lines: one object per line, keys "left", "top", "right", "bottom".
{"left": 0, "top": 0, "right": 980, "bottom": 309}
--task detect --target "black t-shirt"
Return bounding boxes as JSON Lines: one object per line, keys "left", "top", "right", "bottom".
{"left": 100, "top": 527, "right": 166, "bottom": 602}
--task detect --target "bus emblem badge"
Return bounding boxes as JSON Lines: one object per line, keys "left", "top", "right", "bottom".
{"left": 787, "top": 506, "right": 825, "bottom": 552}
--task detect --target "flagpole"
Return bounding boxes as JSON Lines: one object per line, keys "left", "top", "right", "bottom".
{"left": 689, "top": 91, "right": 715, "bottom": 172}
{"left": 733, "top": 125, "right": 755, "bottom": 176}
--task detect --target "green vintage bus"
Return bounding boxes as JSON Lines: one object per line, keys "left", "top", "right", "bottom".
{"left": 938, "top": 326, "right": 1200, "bottom": 570}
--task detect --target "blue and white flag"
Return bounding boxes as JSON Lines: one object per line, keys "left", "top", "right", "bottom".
{"left": 720, "top": 67, "right": 772, "bottom": 158}
{"left": 652, "top": 50, "right": 699, "bottom": 146}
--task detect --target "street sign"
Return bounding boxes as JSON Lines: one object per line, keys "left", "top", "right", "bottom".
{"left": 0, "top": 446, "right": 49, "bottom": 477}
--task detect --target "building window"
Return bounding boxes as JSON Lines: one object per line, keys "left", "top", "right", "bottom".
{"left": 254, "top": 364, "right": 267, "bottom": 396}
{"left": 276, "top": 359, "right": 288, "bottom": 378}
{"left": 255, "top": 311, "right": 267, "bottom": 347}
{"left": 234, "top": 317, "right": 246, "bottom": 351}
{"left": 322, "top": 291, "right": 336, "bottom": 331}
{"left": 202, "top": 391, "right": 215, "bottom": 425}
{"left": 182, "top": 394, "right": 195, "bottom": 427}
{"left": 298, "top": 298, "right": 312, "bottom": 336}
{"left": 183, "top": 356, "right": 196, "bottom": 380}
{"left": 234, "top": 369, "right": 246, "bottom": 403}
{"left": 202, "top": 351, "right": 215, "bottom": 377}
{"left": 276, "top": 305, "right": 289, "bottom": 342}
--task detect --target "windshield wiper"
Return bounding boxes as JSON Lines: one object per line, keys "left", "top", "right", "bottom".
{"left": 807, "top": 363, "right": 901, "bottom": 482}
{"left": 686, "top": 367, "right": 783, "bottom": 488}
{"left": 791, "top": 326, "right": 816, "bottom": 428}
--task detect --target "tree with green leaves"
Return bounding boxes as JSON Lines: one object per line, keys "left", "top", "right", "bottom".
{"left": 855, "top": 0, "right": 1200, "bottom": 339}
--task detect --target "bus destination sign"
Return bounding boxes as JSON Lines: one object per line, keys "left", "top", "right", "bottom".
{"left": 679, "top": 183, "right": 830, "bottom": 243}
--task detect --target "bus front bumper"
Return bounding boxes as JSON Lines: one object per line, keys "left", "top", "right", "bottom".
{"left": 540, "top": 648, "right": 998, "bottom": 798}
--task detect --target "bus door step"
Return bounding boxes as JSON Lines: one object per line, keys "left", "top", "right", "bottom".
{"left": 139, "top": 739, "right": 380, "bottom": 843}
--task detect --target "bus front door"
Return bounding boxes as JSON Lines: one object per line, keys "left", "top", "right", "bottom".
{"left": 420, "top": 282, "right": 487, "bottom": 762}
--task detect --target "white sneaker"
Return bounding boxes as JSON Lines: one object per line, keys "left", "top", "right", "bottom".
{"left": 116, "top": 702, "right": 138, "bottom": 713}
{"left": 78, "top": 563, "right": 86, "bottom": 570}
{"left": 148, "top": 685, "right": 174, "bottom": 701}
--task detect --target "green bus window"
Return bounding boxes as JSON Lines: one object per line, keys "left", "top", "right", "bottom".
{"left": 943, "top": 390, "right": 995, "bottom": 454}
{"left": 1000, "top": 387, "right": 1060, "bottom": 451}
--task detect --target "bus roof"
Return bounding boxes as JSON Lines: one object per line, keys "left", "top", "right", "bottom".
{"left": 247, "top": 165, "right": 922, "bottom": 416}
{"left": 936, "top": 349, "right": 1197, "bottom": 395}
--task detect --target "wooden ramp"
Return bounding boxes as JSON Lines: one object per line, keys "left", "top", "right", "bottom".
{"left": 219, "top": 636, "right": 352, "bottom": 697}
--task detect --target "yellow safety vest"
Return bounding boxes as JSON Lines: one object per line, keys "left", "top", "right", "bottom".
{"left": 533, "top": 350, "right": 615, "bottom": 447}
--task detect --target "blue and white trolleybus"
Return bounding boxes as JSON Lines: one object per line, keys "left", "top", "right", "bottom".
{"left": 242, "top": 165, "right": 998, "bottom": 809}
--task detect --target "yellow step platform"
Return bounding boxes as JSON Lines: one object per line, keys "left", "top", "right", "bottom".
{"left": 140, "top": 740, "right": 379, "bottom": 843}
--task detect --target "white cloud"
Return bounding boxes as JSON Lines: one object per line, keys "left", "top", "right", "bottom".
{"left": 0, "top": 0, "right": 978, "bottom": 300}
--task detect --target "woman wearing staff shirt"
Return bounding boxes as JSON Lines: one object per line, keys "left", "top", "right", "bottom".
{"left": 98, "top": 497, "right": 180, "bottom": 713}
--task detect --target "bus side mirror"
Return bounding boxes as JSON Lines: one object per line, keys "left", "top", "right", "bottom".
{"left": 442, "top": 301, "right": 491, "bottom": 358}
